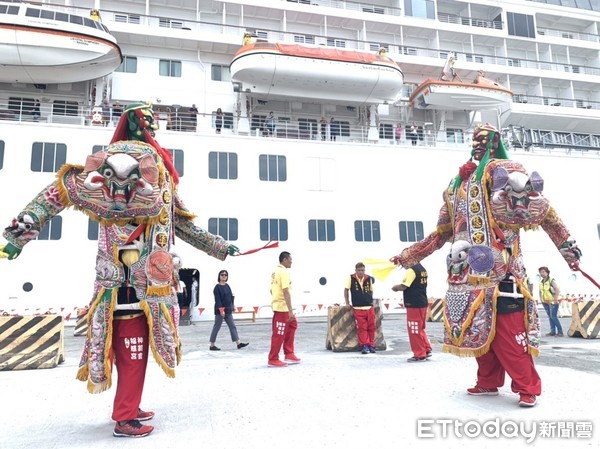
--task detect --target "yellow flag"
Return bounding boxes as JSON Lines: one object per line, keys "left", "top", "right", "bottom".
{"left": 364, "top": 257, "right": 398, "bottom": 282}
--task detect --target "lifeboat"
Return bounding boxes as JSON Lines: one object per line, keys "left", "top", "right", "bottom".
{"left": 409, "top": 52, "right": 512, "bottom": 110}
{"left": 0, "top": 2, "right": 122, "bottom": 84}
{"left": 409, "top": 75, "right": 514, "bottom": 110}
{"left": 230, "top": 42, "right": 403, "bottom": 104}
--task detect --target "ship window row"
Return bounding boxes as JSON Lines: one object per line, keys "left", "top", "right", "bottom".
{"left": 26, "top": 144, "right": 286, "bottom": 181}
{"left": 52, "top": 217, "right": 425, "bottom": 244}
{"left": 26, "top": 206, "right": 600, "bottom": 245}
{"left": 23, "top": 7, "right": 109, "bottom": 32}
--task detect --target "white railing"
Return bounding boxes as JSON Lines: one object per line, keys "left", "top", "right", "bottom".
{"left": 285, "top": 0, "right": 401, "bottom": 16}
{"left": 537, "top": 27, "right": 599, "bottom": 43}
{"left": 3, "top": 102, "right": 600, "bottom": 155}
{"left": 438, "top": 12, "right": 503, "bottom": 30}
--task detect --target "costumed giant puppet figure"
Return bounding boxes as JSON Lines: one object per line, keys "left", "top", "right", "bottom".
{"left": 0, "top": 102, "right": 239, "bottom": 437}
{"left": 390, "top": 123, "right": 582, "bottom": 408}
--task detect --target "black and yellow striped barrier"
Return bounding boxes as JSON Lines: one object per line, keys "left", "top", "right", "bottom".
{"left": 0, "top": 314, "right": 65, "bottom": 370}
{"left": 568, "top": 301, "right": 600, "bottom": 339}
{"left": 325, "top": 303, "right": 386, "bottom": 352}
{"left": 427, "top": 298, "right": 444, "bottom": 322}
{"left": 73, "top": 307, "right": 89, "bottom": 337}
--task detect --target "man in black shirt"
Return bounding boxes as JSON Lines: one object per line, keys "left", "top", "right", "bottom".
{"left": 393, "top": 263, "right": 432, "bottom": 362}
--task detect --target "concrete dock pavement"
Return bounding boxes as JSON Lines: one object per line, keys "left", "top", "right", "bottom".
{"left": 2, "top": 314, "right": 599, "bottom": 449}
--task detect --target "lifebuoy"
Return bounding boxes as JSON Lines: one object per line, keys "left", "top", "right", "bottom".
{"left": 90, "top": 110, "right": 103, "bottom": 125}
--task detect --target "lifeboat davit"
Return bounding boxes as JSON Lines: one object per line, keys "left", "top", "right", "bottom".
{"left": 230, "top": 42, "right": 403, "bottom": 104}
{"left": 0, "top": 2, "right": 122, "bottom": 84}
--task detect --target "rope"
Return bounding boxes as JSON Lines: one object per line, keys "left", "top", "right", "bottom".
{"left": 578, "top": 267, "right": 600, "bottom": 291}
{"left": 233, "top": 240, "right": 279, "bottom": 256}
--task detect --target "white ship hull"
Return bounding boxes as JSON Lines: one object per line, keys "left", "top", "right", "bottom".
{"left": 1, "top": 122, "right": 598, "bottom": 320}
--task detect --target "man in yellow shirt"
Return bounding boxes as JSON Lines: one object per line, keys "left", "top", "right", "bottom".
{"left": 268, "top": 251, "right": 300, "bottom": 367}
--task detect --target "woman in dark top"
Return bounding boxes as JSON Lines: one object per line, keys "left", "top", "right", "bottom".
{"left": 215, "top": 108, "right": 223, "bottom": 134}
{"left": 209, "top": 270, "right": 249, "bottom": 350}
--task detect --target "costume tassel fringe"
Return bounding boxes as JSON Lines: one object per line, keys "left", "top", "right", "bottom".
{"left": 175, "top": 207, "right": 197, "bottom": 220}
{"left": 140, "top": 302, "right": 177, "bottom": 379}
{"left": 55, "top": 164, "right": 81, "bottom": 208}
{"left": 146, "top": 284, "right": 172, "bottom": 297}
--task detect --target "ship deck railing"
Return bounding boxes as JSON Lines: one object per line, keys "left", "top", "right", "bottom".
{"left": 2, "top": 104, "right": 600, "bottom": 156}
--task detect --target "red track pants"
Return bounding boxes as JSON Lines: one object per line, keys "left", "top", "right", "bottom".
{"left": 111, "top": 315, "right": 149, "bottom": 422}
{"left": 406, "top": 307, "right": 432, "bottom": 358}
{"left": 353, "top": 307, "right": 376, "bottom": 347}
{"left": 268, "top": 311, "right": 298, "bottom": 361}
{"left": 475, "top": 311, "right": 542, "bottom": 396}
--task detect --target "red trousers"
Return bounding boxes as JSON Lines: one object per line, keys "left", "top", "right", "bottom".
{"left": 111, "top": 315, "right": 149, "bottom": 422}
{"left": 268, "top": 311, "right": 297, "bottom": 361}
{"left": 353, "top": 307, "right": 376, "bottom": 347}
{"left": 475, "top": 311, "right": 541, "bottom": 396}
{"left": 406, "top": 307, "right": 432, "bottom": 358}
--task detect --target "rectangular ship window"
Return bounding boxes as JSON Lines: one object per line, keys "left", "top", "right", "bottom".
{"left": 115, "top": 56, "right": 138, "bottom": 73}
{"left": 31, "top": 142, "right": 67, "bottom": 173}
{"left": 36, "top": 216, "right": 62, "bottom": 241}
{"left": 88, "top": 219, "right": 99, "bottom": 240}
{"left": 260, "top": 219, "right": 288, "bottom": 241}
{"left": 308, "top": 219, "right": 335, "bottom": 242}
{"left": 208, "top": 152, "right": 238, "bottom": 180}
{"left": 159, "top": 60, "right": 182, "bottom": 77}
{"left": 208, "top": 218, "right": 238, "bottom": 241}
{"left": 259, "top": 155, "right": 287, "bottom": 182}
{"left": 399, "top": 221, "right": 424, "bottom": 242}
{"left": 167, "top": 149, "right": 184, "bottom": 177}
{"left": 355, "top": 220, "right": 381, "bottom": 242}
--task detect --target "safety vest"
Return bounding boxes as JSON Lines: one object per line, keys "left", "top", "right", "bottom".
{"left": 539, "top": 278, "right": 557, "bottom": 303}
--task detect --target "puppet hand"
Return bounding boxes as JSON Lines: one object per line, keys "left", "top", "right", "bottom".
{"left": 0, "top": 243, "right": 21, "bottom": 260}
{"left": 568, "top": 259, "right": 580, "bottom": 271}
{"left": 390, "top": 255, "right": 402, "bottom": 265}
{"left": 227, "top": 244, "right": 240, "bottom": 256}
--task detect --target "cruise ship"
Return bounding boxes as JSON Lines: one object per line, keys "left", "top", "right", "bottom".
{"left": 1, "top": 0, "right": 599, "bottom": 320}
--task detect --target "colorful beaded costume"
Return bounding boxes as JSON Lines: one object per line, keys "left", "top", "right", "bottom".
{"left": 1, "top": 102, "right": 234, "bottom": 392}
{"left": 392, "top": 124, "right": 581, "bottom": 358}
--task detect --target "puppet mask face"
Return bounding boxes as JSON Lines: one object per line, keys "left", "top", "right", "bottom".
{"left": 61, "top": 141, "right": 166, "bottom": 224}
{"left": 126, "top": 103, "right": 159, "bottom": 139}
{"left": 471, "top": 124, "right": 499, "bottom": 161}
{"left": 83, "top": 151, "right": 157, "bottom": 211}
